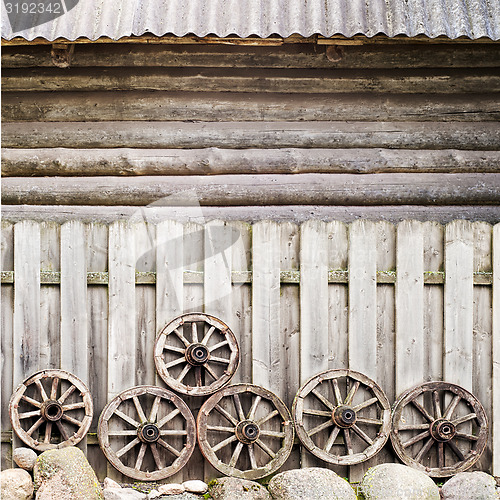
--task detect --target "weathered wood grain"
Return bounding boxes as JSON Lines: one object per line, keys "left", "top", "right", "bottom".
{"left": 396, "top": 221, "right": 424, "bottom": 395}
{"left": 4, "top": 91, "right": 499, "bottom": 122}
{"left": 444, "top": 220, "right": 474, "bottom": 392}
{"left": 61, "top": 221, "right": 88, "bottom": 381}
{"left": 4, "top": 67, "right": 500, "bottom": 94}
{"left": 4, "top": 148, "right": 500, "bottom": 177}
{"left": 472, "top": 222, "right": 493, "bottom": 472}
{"left": 39, "top": 221, "right": 61, "bottom": 370}
{"left": 3, "top": 43, "right": 499, "bottom": 69}
{"left": 3, "top": 173, "right": 499, "bottom": 206}
{"left": 493, "top": 223, "right": 500, "bottom": 476}
{"left": 252, "top": 221, "right": 281, "bottom": 392}
{"left": 4, "top": 121, "right": 499, "bottom": 150}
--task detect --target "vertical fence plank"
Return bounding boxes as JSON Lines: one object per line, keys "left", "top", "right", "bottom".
{"left": 444, "top": 220, "right": 474, "bottom": 392}
{"left": 252, "top": 221, "right": 281, "bottom": 392}
{"left": 1, "top": 221, "right": 14, "bottom": 468}
{"left": 327, "top": 221, "right": 348, "bottom": 371}
{"left": 423, "top": 222, "right": 444, "bottom": 383}
{"left": 396, "top": 221, "right": 424, "bottom": 395}
{"left": 108, "top": 221, "right": 136, "bottom": 481}
{"left": 299, "top": 220, "right": 328, "bottom": 469}
{"left": 348, "top": 220, "right": 377, "bottom": 379}
{"left": 134, "top": 221, "right": 156, "bottom": 387}
{"left": 86, "top": 222, "right": 108, "bottom": 480}
{"left": 13, "top": 221, "right": 41, "bottom": 386}
{"left": 61, "top": 221, "right": 88, "bottom": 380}
{"left": 183, "top": 221, "right": 204, "bottom": 314}
{"left": 40, "top": 222, "right": 61, "bottom": 370}
{"left": 230, "top": 221, "right": 252, "bottom": 385}
{"left": 348, "top": 220, "right": 377, "bottom": 482}
{"left": 493, "top": 223, "right": 500, "bottom": 477}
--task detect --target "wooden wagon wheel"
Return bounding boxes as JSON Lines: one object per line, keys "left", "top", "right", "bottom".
{"left": 292, "top": 369, "right": 391, "bottom": 465}
{"left": 98, "top": 386, "right": 196, "bottom": 481}
{"left": 154, "top": 313, "right": 239, "bottom": 396}
{"left": 197, "top": 384, "right": 294, "bottom": 480}
{"left": 9, "top": 369, "right": 93, "bottom": 451}
{"left": 391, "top": 381, "right": 488, "bottom": 477}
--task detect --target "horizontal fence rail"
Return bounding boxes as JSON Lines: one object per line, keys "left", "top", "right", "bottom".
{"left": 1, "top": 218, "right": 499, "bottom": 481}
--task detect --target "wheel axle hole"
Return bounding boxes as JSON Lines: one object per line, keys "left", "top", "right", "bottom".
{"left": 41, "top": 401, "right": 63, "bottom": 422}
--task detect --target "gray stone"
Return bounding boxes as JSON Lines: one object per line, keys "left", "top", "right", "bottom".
{"left": 359, "top": 463, "right": 440, "bottom": 500}
{"left": 146, "top": 490, "right": 161, "bottom": 499}
{"left": 13, "top": 447, "right": 38, "bottom": 472}
{"left": 209, "top": 476, "right": 271, "bottom": 500}
{"left": 33, "top": 446, "right": 103, "bottom": 500}
{"left": 441, "top": 471, "right": 499, "bottom": 500}
{"left": 268, "top": 467, "right": 356, "bottom": 500}
{"left": 104, "top": 477, "right": 122, "bottom": 489}
{"left": 182, "top": 479, "right": 208, "bottom": 494}
{"left": 103, "top": 487, "right": 147, "bottom": 500}
{"left": 0, "top": 468, "right": 34, "bottom": 500}
{"left": 158, "top": 483, "right": 185, "bottom": 495}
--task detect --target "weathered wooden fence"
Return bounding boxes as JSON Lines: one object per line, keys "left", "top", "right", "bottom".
{"left": 1, "top": 218, "right": 499, "bottom": 481}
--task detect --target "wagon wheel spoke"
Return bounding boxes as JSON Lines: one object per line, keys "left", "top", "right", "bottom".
{"left": 447, "top": 439, "right": 465, "bottom": 461}
{"left": 302, "top": 408, "right": 332, "bottom": 418}
{"left": 212, "top": 434, "right": 237, "bottom": 452}
{"left": 331, "top": 379, "right": 343, "bottom": 406}
{"left": 149, "top": 396, "right": 161, "bottom": 423}
{"left": 432, "top": 391, "right": 442, "bottom": 419}
{"left": 173, "top": 328, "right": 191, "bottom": 347}
{"left": 50, "top": 377, "right": 59, "bottom": 400}
{"left": 176, "top": 364, "right": 191, "bottom": 382}
{"left": 157, "top": 408, "right": 180, "bottom": 428}
{"left": 308, "top": 419, "right": 334, "bottom": 437}
{"left": 353, "top": 397, "right": 378, "bottom": 412}
{"left": 135, "top": 444, "right": 147, "bottom": 470}
{"left": 215, "top": 404, "right": 239, "bottom": 426}
{"left": 344, "top": 381, "right": 360, "bottom": 405}
{"left": 398, "top": 423, "right": 430, "bottom": 431}
{"left": 22, "top": 395, "right": 42, "bottom": 408}
{"left": 443, "top": 395, "right": 461, "bottom": 419}
{"left": 157, "top": 438, "right": 181, "bottom": 457}
{"left": 201, "top": 326, "right": 216, "bottom": 345}
{"left": 324, "top": 426, "right": 341, "bottom": 453}
{"left": 438, "top": 442, "right": 444, "bottom": 468}
{"left": 210, "top": 356, "right": 231, "bottom": 365}
{"left": 402, "top": 430, "right": 430, "bottom": 449}
{"left": 204, "top": 363, "right": 218, "bottom": 381}
{"left": 260, "top": 430, "right": 286, "bottom": 439}
{"left": 452, "top": 413, "right": 477, "bottom": 426}
{"left": 414, "top": 437, "right": 434, "bottom": 462}
{"left": 411, "top": 400, "right": 434, "bottom": 423}
{"left": 44, "top": 422, "right": 53, "bottom": 443}
{"left": 312, "top": 389, "right": 335, "bottom": 411}
{"left": 165, "top": 357, "right": 186, "bottom": 369}
{"left": 114, "top": 410, "right": 140, "bottom": 428}
{"left": 344, "top": 429, "right": 353, "bottom": 455}
{"left": 164, "top": 345, "right": 185, "bottom": 355}
{"left": 455, "top": 432, "right": 479, "bottom": 441}
{"left": 209, "top": 340, "right": 229, "bottom": 352}
{"left": 19, "top": 410, "right": 41, "bottom": 420}
{"left": 56, "top": 420, "right": 69, "bottom": 441}
{"left": 352, "top": 424, "right": 373, "bottom": 445}
{"left": 233, "top": 394, "right": 246, "bottom": 421}
{"left": 132, "top": 396, "right": 148, "bottom": 423}
{"left": 62, "top": 414, "right": 84, "bottom": 427}
{"left": 116, "top": 437, "right": 140, "bottom": 458}
{"left": 229, "top": 441, "right": 244, "bottom": 468}
{"left": 256, "top": 409, "right": 279, "bottom": 426}
{"left": 62, "top": 402, "right": 86, "bottom": 411}
{"left": 150, "top": 443, "right": 165, "bottom": 469}
{"left": 255, "top": 439, "right": 276, "bottom": 459}
{"left": 26, "top": 417, "right": 44, "bottom": 436}
{"left": 191, "top": 322, "right": 199, "bottom": 343}
{"left": 356, "top": 417, "right": 383, "bottom": 426}
{"left": 35, "top": 379, "right": 49, "bottom": 402}
{"left": 58, "top": 384, "right": 76, "bottom": 404}
{"left": 195, "top": 366, "right": 203, "bottom": 387}
{"left": 247, "top": 444, "right": 258, "bottom": 469}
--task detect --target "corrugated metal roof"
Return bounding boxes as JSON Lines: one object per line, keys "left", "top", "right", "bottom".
{"left": 2, "top": 0, "right": 499, "bottom": 41}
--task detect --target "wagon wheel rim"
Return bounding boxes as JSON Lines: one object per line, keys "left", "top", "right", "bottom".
{"left": 197, "top": 384, "right": 294, "bottom": 480}
{"left": 391, "top": 381, "right": 488, "bottom": 477}
{"left": 154, "top": 313, "right": 239, "bottom": 396}
{"left": 9, "top": 369, "right": 93, "bottom": 451}
{"left": 98, "top": 385, "right": 196, "bottom": 481}
{"left": 292, "top": 369, "right": 391, "bottom": 465}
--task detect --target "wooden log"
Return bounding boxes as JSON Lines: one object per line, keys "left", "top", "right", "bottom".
{"left": 2, "top": 173, "right": 499, "bottom": 206}
{"left": 3, "top": 91, "right": 499, "bottom": 123}
{"left": 3, "top": 148, "right": 500, "bottom": 177}
{"left": 4, "top": 67, "right": 500, "bottom": 94}
{"left": 2, "top": 43, "right": 499, "bottom": 69}
{"left": 2, "top": 204, "right": 500, "bottom": 225}
{"left": 3, "top": 121, "right": 500, "bottom": 150}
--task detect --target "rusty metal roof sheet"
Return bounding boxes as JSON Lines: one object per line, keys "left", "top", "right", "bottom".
{"left": 2, "top": 0, "right": 499, "bottom": 41}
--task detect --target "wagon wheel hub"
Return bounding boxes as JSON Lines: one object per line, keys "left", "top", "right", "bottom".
{"left": 185, "top": 343, "right": 210, "bottom": 366}
{"left": 40, "top": 400, "right": 64, "bottom": 422}
{"left": 332, "top": 406, "right": 357, "bottom": 428}
{"left": 235, "top": 420, "right": 260, "bottom": 444}
{"left": 137, "top": 423, "right": 160, "bottom": 443}
{"left": 430, "top": 418, "right": 456, "bottom": 442}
